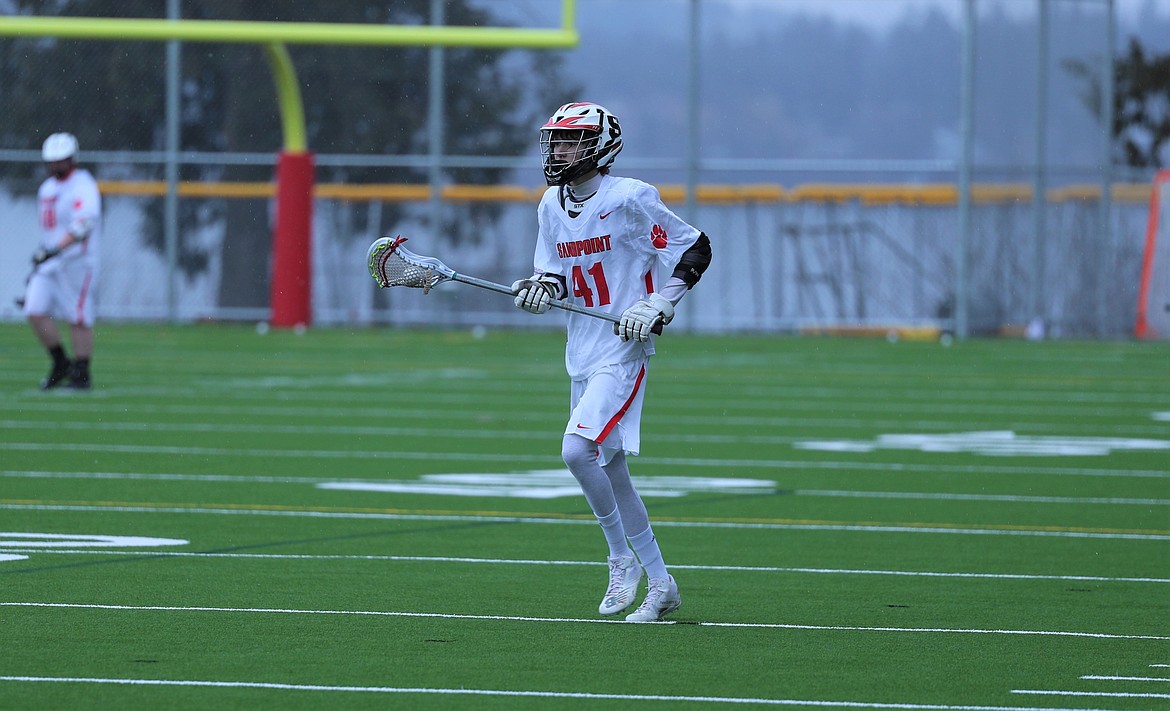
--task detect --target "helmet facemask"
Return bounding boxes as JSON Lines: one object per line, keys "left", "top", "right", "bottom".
{"left": 45, "top": 159, "right": 75, "bottom": 180}
{"left": 539, "top": 102, "right": 622, "bottom": 186}
{"left": 541, "top": 128, "right": 602, "bottom": 186}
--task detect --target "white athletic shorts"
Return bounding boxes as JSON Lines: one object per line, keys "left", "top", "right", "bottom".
{"left": 565, "top": 358, "right": 648, "bottom": 466}
{"left": 23, "top": 258, "right": 97, "bottom": 327}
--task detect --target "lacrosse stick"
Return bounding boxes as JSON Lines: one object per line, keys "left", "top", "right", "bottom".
{"left": 367, "top": 235, "right": 655, "bottom": 331}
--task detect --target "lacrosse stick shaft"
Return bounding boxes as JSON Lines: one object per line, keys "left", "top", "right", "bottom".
{"left": 15, "top": 247, "right": 62, "bottom": 307}
{"left": 366, "top": 235, "right": 654, "bottom": 331}
{"left": 449, "top": 272, "right": 620, "bottom": 324}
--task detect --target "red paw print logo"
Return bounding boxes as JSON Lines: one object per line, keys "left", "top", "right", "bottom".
{"left": 650, "top": 224, "right": 668, "bottom": 249}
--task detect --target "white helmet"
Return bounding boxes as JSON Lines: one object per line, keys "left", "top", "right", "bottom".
{"left": 540, "top": 102, "right": 623, "bottom": 186}
{"left": 42, "top": 132, "right": 79, "bottom": 162}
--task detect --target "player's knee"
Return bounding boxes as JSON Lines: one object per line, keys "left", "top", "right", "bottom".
{"left": 561, "top": 433, "right": 598, "bottom": 470}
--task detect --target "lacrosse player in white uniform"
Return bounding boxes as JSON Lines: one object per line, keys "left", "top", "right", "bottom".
{"left": 512, "top": 102, "right": 712, "bottom": 621}
{"left": 23, "top": 132, "right": 102, "bottom": 390}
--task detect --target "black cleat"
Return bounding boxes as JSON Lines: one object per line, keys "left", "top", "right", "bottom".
{"left": 41, "top": 360, "right": 72, "bottom": 390}
{"left": 66, "top": 365, "right": 91, "bottom": 391}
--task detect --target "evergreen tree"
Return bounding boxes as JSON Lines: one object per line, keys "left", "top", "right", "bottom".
{"left": 1066, "top": 36, "right": 1170, "bottom": 169}
{"left": 0, "top": 1, "right": 575, "bottom": 307}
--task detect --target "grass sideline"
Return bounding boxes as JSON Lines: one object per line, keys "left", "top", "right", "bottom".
{"left": 0, "top": 322, "right": 1168, "bottom": 710}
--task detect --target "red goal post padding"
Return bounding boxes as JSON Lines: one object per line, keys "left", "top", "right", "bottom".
{"left": 1136, "top": 169, "right": 1170, "bottom": 340}
{"left": 270, "top": 151, "right": 314, "bottom": 328}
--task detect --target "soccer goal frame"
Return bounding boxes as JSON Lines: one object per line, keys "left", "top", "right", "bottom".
{"left": 1136, "top": 169, "right": 1170, "bottom": 340}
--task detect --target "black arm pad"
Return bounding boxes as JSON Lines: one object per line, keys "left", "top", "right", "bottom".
{"left": 671, "top": 232, "right": 712, "bottom": 288}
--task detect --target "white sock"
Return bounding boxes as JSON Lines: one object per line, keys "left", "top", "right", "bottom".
{"left": 628, "top": 526, "right": 667, "bottom": 580}
{"left": 597, "top": 507, "right": 631, "bottom": 558}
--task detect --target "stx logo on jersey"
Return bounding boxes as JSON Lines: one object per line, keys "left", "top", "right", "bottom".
{"left": 650, "top": 224, "right": 668, "bottom": 249}
{"left": 557, "top": 234, "right": 613, "bottom": 259}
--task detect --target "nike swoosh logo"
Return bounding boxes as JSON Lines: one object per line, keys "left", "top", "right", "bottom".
{"left": 599, "top": 211, "right": 614, "bottom": 220}
{"left": 575, "top": 424, "right": 591, "bottom": 430}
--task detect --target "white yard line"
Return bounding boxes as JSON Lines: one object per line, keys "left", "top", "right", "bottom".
{"left": 2, "top": 602, "right": 1166, "bottom": 641}
{"left": 794, "top": 490, "right": 1170, "bottom": 506}
{"left": 2, "top": 445, "right": 1168, "bottom": 479}
{"left": 6, "top": 370, "right": 1166, "bottom": 403}
{"left": 1014, "top": 689, "right": 1170, "bottom": 700}
{"left": 1081, "top": 675, "right": 1170, "bottom": 682}
{"left": 2, "top": 502, "right": 1167, "bottom": 540}
{"left": 3, "top": 417, "right": 1169, "bottom": 443}
{"left": 1, "top": 549, "right": 1165, "bottom": 584}
{"left": 2, "top": 400, "right": 1168, "bottom": 435}
{"left": 0, "top": 676, "right": 1135, "bottom": 710}
{"left": 5, "top": 470, "right": 1166, "bottom": 506}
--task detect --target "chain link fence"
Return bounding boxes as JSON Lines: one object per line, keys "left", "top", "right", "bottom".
{"left": 1, "top": 0, "right": 1159, "bottom": 338}
{"left": 0, "top": 174, "right": 1152, "bottom": 338}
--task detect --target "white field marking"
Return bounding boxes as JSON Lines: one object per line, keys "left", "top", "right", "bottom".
{"left": 0, "top": 533, "right": 188, "bottom": 548}
{"left": 0, "top": 470, "right": 343, "bottom": 485}
{"left": 82, "top": 397, "right": 1170, "bottom": 421}
{"left": 0, "top": 555, "right": 28, "bottom": 562}
{"left": 1153, "top": 411, "right": 1170, "bottom": 422}
{"left": 2, "top": 445, "right": 1169, "bottom": 480}
{"left": 4, "top": 469, "right": 1162, "bottom": 506}
{"left": 2, "top": 419, "right": 808, "bottom": 447}
{"left": 795, "top": 490, "right": 1170, "bottom": 506}
{"left": 181, "top": 367, "right": 1170, "bottom": 404}
{"left": 10, "top": 366, "right": 1168, "bottom": 408}
{"left": 0, "top": 678, "right": 1132, "bottom": 711}
{"left": 4, "top": 602, "right": 1167, "bottom": 641}
{"left": 1081, "top": 676, "right": 1170, "bottom": 682}
{"left": 217, "top": 368, "right": 493, "bottom": 389}
{"left": 0, "top": 418, "right": 553, "bottom": 441}
{"left": 0, "top": 442, "right": 559, "bottom": 464}
{"left": 797, "top": 431, "right": 1170, "bottom": 457}
{"left": 319, "top": 471, "right": 776, "bottom": 499}
{"left": 5, "top": 400, "right": 1170, "bottom": 440}
{"left": 1152, "top": 665, "right": 1170, "bottom": 668}
{"left": 6, "top": 470, "right": 1160, "bottom": 507}
{"left": 4, "top": 550, "right": 1167, "bottom": 585}
{"left": 5, "top": 416, "right": 1169, "bottom": 444}
{"left": 1014, "top": 690, "right": 1170, "bottom": 700}
{"left": 3, "top": 502, "right": 1169, "bottom": 541}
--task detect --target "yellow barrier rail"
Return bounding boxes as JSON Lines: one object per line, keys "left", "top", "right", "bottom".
{"left": 96, "top": 180, "right": 1154, "bottom": 205}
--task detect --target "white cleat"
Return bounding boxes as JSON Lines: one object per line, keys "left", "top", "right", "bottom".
{"left": 625, "top": 575, "right": 681, "bottom": 622}
{"left": 599, "top": 555, "right": 643, "bottom": 615}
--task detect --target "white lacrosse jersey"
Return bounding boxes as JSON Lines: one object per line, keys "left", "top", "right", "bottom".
{"left": 533, "top": 175, "right": 701, "bottom": 379}
{"left": 37, "top": 167, "right": 102, "bottom": 270}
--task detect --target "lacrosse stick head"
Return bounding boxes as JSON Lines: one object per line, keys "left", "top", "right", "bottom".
{"left": 366, "top": 236, "right": 454, "bottom": 294}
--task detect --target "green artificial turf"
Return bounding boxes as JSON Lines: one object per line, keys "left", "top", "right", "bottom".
{"left": 0, "top": 322, "right": 1167, "bottom": 710}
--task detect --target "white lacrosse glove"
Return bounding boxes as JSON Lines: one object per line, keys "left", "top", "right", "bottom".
{"left": 512, "top": 278, "right": 557, "bottom": 314}
{"left": 617, "top": 293, "right": 674, "bottom": 342}
{"left": 67, "top": 216, "right": 96, "bottom": 241}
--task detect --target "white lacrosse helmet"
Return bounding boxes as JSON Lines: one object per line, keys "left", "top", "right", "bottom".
{"left": 540, "top": 102, "right": 623, "bottom": 186}
{"left": 42, "top": 132, "right": 79, "bottom": 162}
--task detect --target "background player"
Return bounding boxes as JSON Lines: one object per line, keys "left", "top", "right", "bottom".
{"left": 512, "top": 102, "right": 712, "bottom": 621}
{"left": 23, "top": 132, "right": 102, "bottom": 390}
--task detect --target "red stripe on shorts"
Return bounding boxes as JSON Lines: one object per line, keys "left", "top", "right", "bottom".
{"left": 75, "top": 270, "right": 92, "bottom": 323}
{"left": 596, "top": 364, "right": 646, "bottom": 444}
